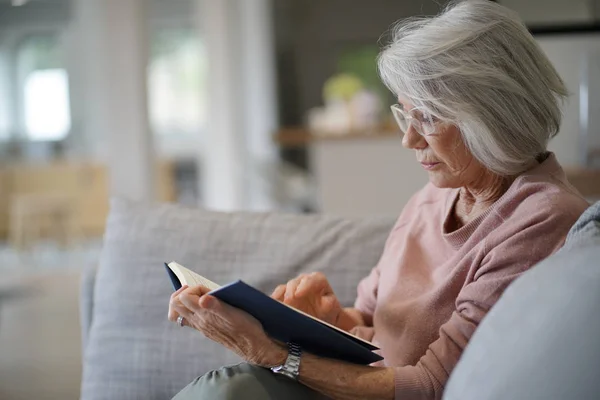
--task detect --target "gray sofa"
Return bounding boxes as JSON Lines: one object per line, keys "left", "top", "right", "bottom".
{"left": 80, "top": 199, "right": 600, "bottom": 400}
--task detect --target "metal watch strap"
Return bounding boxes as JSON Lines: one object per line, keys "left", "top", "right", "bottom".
{"left": 270, "top": 342, "right": 302, "bottom": 380}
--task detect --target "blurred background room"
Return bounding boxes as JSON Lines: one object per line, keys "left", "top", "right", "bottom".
{"left": 0, "top": 0, "right": 599, "bottom": 399}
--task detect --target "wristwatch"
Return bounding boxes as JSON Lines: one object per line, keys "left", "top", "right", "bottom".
{"left": 271, "top": 342, "right": 302, "bottom": 380}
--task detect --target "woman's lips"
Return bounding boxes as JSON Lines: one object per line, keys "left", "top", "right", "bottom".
{"left": 420, "top": 162, "right": 440, "bottom": 170}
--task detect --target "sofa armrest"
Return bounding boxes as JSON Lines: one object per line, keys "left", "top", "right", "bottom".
{"left": 79, "top": 262, "right": 98, "bottom": 356}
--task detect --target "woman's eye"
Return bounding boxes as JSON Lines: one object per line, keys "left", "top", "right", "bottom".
{"left": 419, "top": 115, "right": 434, "bottom": 125}
{"left": 424, "top": 114, "right": 440, "bottom": 126}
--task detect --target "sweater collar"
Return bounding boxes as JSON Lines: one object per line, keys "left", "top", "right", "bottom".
{"left": 441, "top": 152, "right": 563, "bottom": 249}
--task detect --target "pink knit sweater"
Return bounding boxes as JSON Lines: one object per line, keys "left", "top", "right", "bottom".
{"left": 353, "top": 153, "right": 588, "bottom": 400}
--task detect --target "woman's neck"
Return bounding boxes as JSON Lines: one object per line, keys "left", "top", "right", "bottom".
{"left": 454, "top": 173, "right": 513, "bottom": 228}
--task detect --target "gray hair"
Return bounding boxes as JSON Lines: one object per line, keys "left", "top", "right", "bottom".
{"left": 378, "top": 0, "right": 568, "bottom": 176}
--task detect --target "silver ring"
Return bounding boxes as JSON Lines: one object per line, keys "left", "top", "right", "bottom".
{"left": 177, "top": 315, "right": 185, "bottom": 327}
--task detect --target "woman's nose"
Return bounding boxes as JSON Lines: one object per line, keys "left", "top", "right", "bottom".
{"left": 402, "top": 124, "right": 428, "bottom": 150}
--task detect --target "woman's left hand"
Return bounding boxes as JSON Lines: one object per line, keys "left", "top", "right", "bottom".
{"left": 168, "top": 285, "right": 286, "bottom": 367}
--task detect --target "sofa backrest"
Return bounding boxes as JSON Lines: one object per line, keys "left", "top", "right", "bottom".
{"left": 80, "top": 198, "right": 395, "bottom": 400}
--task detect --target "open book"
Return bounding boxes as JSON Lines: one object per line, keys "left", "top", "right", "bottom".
{"left": 165, "top": 261, "right": 382, "bottom": 365}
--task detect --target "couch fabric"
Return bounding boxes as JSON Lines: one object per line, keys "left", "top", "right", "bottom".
{"left": 82, "top": 198, "right": 600, "bottom": 400}
{"left": 80, "top": 199, "right": 395, "bottom": 400}
{"left": 444, "top": 201, "right": 600, "bottom": 400}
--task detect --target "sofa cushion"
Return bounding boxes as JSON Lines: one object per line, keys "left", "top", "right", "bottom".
{"left": 444, "top": 202, "right": 600, "bottom": 400}
{"left": 80, "top": 198, "right": 395, "bottom": 400}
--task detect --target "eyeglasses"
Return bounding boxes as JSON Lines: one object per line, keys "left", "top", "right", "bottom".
{"left": 390, "top": 104, "right": 438, "bottom": 136}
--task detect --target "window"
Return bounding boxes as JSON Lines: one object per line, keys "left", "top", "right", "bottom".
{"left": 17, "top": 34, "right": 71, "bottom": 141}
{"left": 148, "top": 27, "right": 205, "bottom": 136}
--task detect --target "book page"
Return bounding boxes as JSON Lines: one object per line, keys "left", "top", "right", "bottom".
{"left": 167, "top": 262, "right": 221, "bottom": 291}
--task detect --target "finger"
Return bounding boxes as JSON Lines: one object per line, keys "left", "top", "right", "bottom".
{"left": 168, "top": 295, "right": 186, "bottom": 322}
{"left": 175, "top": 314, "right": 190, "bottom": 328}
{"left": 168, "top": 285, "right": 190, "bottom": 321}
{"left": 284, "top": 277, "right": 302, "bottom": 303}
{"left": 169, "top": 293, "right": 192, "bottom": 322}
{"left": 178, "top": 284, "right": 214, "bottom": 312}
{"left": 168, "top": 307, "right": 179, "bottom": 322}
{"left": 271, "top": 285, "right": 286, "bottom": 301}
{"left": 179, "top": 290, "right": 203, "bottom": 312}
{"left": 185, "top": 285, "right": 213, "bottom": 297}
{"left": 173, "top": 308, "right": 196, "bottom": 331}
{"left": 198, "top": 294, "right": 217, "bottom": 310}
{"left": 172, "top": 302, "right": 196, "bottom": 322}
{"left": 199, "top": 295, "right": 248, "bottom": 321}
{"left": 310, "top": 271, "right": 327, "bottom": 283}
{"left": 295, "top": 275, "right": 316, "bottom": 297}
{"left": 298, "top": 272, "right": 330, "bottom": 296}
{"left": 170, "top": 285, "right": 189, "bottom": 300}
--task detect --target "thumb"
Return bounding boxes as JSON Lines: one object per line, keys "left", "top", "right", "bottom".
{"left": 199, "top": 294, "right": 216, "bottom": 310}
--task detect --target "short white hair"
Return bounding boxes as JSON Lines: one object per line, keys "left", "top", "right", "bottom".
{"left": 378, "top": 0, "right": 568, "bottom": 176}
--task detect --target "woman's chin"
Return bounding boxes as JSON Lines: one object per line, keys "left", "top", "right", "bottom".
{"left": 427, "top": 172, "right": 460, "bottom": 189}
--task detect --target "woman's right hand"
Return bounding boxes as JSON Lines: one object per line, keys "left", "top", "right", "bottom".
{"left": 271, "top": 272, "right": 343, "bottom": 327}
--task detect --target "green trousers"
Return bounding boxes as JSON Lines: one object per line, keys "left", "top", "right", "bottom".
{"left": 172, "top": 363, "right": 330, "bottom": 400}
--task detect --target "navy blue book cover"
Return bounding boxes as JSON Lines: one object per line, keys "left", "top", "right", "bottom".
{"left": 165, "top": 264, "right": 382, "bottom": 365}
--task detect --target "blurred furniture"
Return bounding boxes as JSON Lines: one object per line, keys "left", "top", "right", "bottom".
{"left": 309, "top": 132, "right": 427, "bottom": 217}
{"left": 0, "top": 160, "right": 177, "bottom": 242}
{"left": 277, "top": 128, "right": 600, "bottom": 216}
{"left": 9, "top": 193, "right": 79, "bottom": 250}
{"left": 563, "top": 167, "right": 600, "bottom": 202}
{"left": 277, "top": 128, "right": 430, "bottom": 216}
{"left": 79, "top": 199, "right": 599, "bottom": 399}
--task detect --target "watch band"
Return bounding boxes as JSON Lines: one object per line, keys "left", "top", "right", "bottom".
{"left": 270, "top": 342, "right": 302, "bottom": 380}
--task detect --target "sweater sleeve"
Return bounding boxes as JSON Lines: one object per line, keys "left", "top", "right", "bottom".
{"left": 393, "top": 207, "right": 578, "bottom": 400}
{"left": 354, "top": 262, "right": 381, "bottom": 320}
{"left": 354, "top": 185, "right": 438, "bottom": 319}
{"left": 354, "top": 215, "right": 408, "bottom": 320}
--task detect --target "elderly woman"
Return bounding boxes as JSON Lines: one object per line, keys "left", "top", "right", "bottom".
{"left": 168, "top": 1, "right": 589, "bottom": 399}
